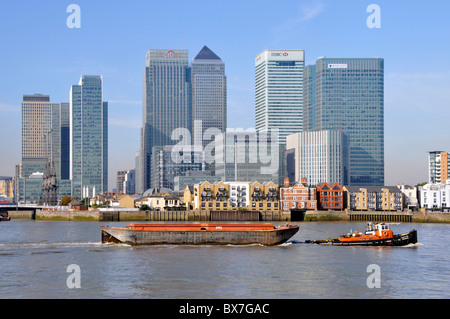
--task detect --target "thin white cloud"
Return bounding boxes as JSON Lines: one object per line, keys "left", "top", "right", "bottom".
{"left": 271, "top": 1, "right": 325, "bottom": 42}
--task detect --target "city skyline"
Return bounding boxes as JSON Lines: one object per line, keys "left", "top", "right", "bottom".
{"left": 1, "top": 1, "right": 450, "bottom": 189}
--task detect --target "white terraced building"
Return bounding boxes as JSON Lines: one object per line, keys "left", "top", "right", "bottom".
{"left": 419, "top": 180, "right": 450, "bottom": 211}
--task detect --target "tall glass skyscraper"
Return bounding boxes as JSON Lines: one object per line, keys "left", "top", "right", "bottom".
{"left": 191, "top": 46, "right": 227, "bottom": 148}
{"left": 70, "top": 75, "right": 108, "bottom": 198}
{"left": 139, "top": 49, "right": 192, "bottom": 193}
{"left": 255, "top": 50, "right": 304, "bottom": 146}
{"left": 304, "top": 58, "right": 384, "bottom": 186}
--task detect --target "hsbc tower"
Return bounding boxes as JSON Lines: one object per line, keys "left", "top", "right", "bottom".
{"left": 254, "top": 50, "right": 305, "bottom": 146}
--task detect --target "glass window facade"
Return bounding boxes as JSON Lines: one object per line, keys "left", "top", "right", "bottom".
{"left": 191, "top": 46, "right": 227, "bottom": 148}
{"left": 305, "top": 58, "right": 384, "bottom": 186}
{"left": 140, "top": 50, "right": 192, "bottom": 192}
{"left": 70, "top": 75, "right": 108, "bottom": 198}
{"left": 255, "top": 50, "right": 304, "bottom": 146}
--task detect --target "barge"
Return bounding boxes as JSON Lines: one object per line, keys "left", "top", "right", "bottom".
{"left": 305, "top": 222, "right": 417, "bottom": 246}
{"left": 101, "top": 223, "right": 299, "bottom": 246}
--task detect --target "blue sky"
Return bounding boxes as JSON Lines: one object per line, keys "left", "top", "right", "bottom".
{"left": 1, "top": 0, "right": 449, "bottom": 189}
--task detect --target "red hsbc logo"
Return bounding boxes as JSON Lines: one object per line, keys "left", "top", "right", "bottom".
{"left": 271, "top": 52, "right": 289, "bottom": 57}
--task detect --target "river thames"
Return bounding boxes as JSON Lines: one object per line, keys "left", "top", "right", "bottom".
{"left": 0, "top": 220, "right": 449, "bottom": 299}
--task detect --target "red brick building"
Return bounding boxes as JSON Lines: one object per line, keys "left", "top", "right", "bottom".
{"left": 316, "top": 182, "right": 344, "bottom": 210}
{"left": 280, "top": 177, "right": 317, "bottom": 212}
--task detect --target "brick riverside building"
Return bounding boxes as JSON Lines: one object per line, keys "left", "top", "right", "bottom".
{"left": 280, "top": 177, "right": 317, "bottom": 212}
{"left": 316, "top": 182, "right": 344, "bottom": 210}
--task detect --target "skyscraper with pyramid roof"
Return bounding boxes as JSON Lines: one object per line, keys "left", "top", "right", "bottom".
{"left": 191, "top": 46, "right": 227, "bottom": 148}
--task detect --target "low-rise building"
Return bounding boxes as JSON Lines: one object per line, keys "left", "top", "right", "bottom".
{"left": 344, "top": 186, "right": 404, "bottom": 211}
{"left": 147, "top": 192, "right": 183, "bottom": 211}
{"left": 316, "top": 182, "right": 344, "bottom": 210}
{"left": 0, "top": 176, "right": 14, "bottom": 198}
{"left": 398, "top": 183, "right": 418, "bottom": 210}
{"left": 419, "top": 181, "right": 450, "bottom": 211}
{"left": 280, "top": 177, "right": 317, "bottom": 212}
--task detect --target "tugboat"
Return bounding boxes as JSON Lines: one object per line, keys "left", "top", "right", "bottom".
{"left": 305, "top": 222, "right": 417, "bottom": 246}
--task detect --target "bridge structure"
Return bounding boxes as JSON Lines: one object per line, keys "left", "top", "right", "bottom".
{"left": 0, "top": 204, "right": 46, "bottom": 216}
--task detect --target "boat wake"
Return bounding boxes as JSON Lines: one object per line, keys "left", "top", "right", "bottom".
{"left": 400, "top": 242, "right": 424, "bottom": 248}
{"left": 0, "top": 241, "right": 103, "bottom": 250}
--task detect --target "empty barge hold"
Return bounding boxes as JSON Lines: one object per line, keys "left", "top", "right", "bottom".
{"left": 305, "top": 222, "right": 417, "bottom": 246}
{"left": 101, "top": 223, "right": 299, "bottom": 246}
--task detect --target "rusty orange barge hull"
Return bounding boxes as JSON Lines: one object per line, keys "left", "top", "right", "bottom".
{"left": 101, "top": 223, "right": 299, "bottom": 246}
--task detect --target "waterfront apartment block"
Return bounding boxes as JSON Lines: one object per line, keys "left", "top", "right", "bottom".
{"left": 280, "top": 177, "right": 317, "bottom": 212}
{"left": 344, "top": 186, "right": 403, "bottom": 211}
{"left": 428, "top": 151, "right": 449, "bottom": 184}
{"left": 286, "top": 129, "right": 349, "bottom": 186}
{"left": 316, "top": 182, "right": 344, "bottom": 210}
{"left": 419, "top": 181, "right": 450, "bottom": 211}
{"left": 255, "top": 50, "right": 304, "bottom": 146}
{"left": 188, "top": 181, "right": 280, "bottom": 211}
{"left": 304, "top": 58, "right": 384, "bottom": 186}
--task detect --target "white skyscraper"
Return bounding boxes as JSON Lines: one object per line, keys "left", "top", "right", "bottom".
{"left": 255, "top": 50, "right": 304, "bottom": 146}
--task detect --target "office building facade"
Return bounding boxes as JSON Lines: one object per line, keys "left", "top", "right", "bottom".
{"left": 255, "top": 50, "right": 304, "bottom": 146}
{"left": 286, "top": 129, "right": 349, "bottom": 186}
{"left": 191, "top": 46, "right": 227, "bottom": 148}
{"left": 70, "top": 75, "right": 108, "bottom": 199}
{"left": 151, "top": 145, "right": 204, "bottom": 190}
{"left": 21, "top": 94, "right": 53, "bottom": 177}
{"left": 304, "top": 58, "right": 384, "bottom": 186}
{"left": 139, "top": 49, "right": 192, "bottom": 193}
{"left": 214, "top": 130, "right": 280, "bottom": 184}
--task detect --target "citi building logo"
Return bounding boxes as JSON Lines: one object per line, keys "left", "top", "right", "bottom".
{"left": 164, "top": 50, "right": 176, "bottom": 58}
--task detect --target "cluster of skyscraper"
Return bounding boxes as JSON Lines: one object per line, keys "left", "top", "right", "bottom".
{"left": 136, "top": 46, "right": 227, "bottom": 193}
{"left": 135, "top": 47, "right": 385, "bottom": 195}
{"left": 15, "top": 45, "right": 385, "bottom": 203}
{"left": 17, "top": 76, "right": 108, "bottom": 203}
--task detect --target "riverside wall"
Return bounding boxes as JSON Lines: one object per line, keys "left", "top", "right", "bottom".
{"left": 7, "top": 209, "right": 450, "bottom": 223}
